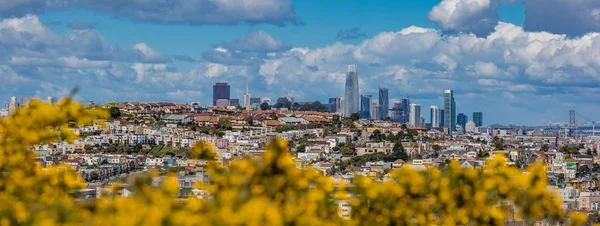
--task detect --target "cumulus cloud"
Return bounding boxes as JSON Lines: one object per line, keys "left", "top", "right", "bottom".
{"left": 336, "top": 27, "right": 368, "bottom": 40}
{"left": 520, "top": 0, "right": 600, "bottom": 36}
{"left": 428, "top": 0, "right": 499, "bottom": 36}
{"left": 0, "top": 0, "right": 301, "bottom": 26}
{"left": 222, "top": 30, "right": 288, "bottom": 53}
{"left": 428, "top": 0, "right": 600, "bottom": 36}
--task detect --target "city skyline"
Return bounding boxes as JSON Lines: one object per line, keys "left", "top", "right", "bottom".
{"left": 1, "top": 0, "right": 600, "bottom": 125}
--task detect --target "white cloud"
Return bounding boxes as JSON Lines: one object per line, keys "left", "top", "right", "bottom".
{"left": 428, "top": 0, "right": 499, "bottom": 36}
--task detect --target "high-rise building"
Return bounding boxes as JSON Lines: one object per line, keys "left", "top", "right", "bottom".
{"left": 243, "top": 83, "right": 251, "bottom": 107}
{"left": 370, "top": 101, "right": 379, "bottom": 120}
{"left": 9, "top": 96, "right": 17, "bottom": 114}
{"left": 378, "top": 88, "right": 388, "bottom": 119}
{"left": 465, "top": 121, "right": 476, "bottom": 133}
{"left": 473, "top": 112, "right": 483, "bottom": 127}
{"left": 215, "top": 99, "right": 230, "bottom": 108}
{"left": 329, "top": 98, "right": 341, "bottom": 113}
{"left": 47, "top": 96, "right": 53, "bottom": 103}
{"left": 339, "top": 98, "right": 345, "bottom": 114}
{"left": 213, "top": 82, "right": 230, "bottom": 106}
{"left": 230, "top": 99, "right": 240, "bottom": 107}
{"left": 409, "top": 103, "right": 421, "bottom": 127}
{"left": 344, "top": 64, "right": 359, "bottom": 116}
{"left": 440, "top": 109, "right": 445, "bottom": 129}
{"left": 22, "top": 97, "right": 29, "bottom": 107}
{"left": 444, "top": 90, "right": 456, "bottom": 133}
{"left": 250, "top": 97, "right": 261, "bottom": 105}
{"left": 360, "top": 95, "right": 372, "bottom": 119}
{"left": 430, "top": 105, "right": 441, "bottom": 128}
{"left": 457, "top": 113, "right": 468, "bottom": 131}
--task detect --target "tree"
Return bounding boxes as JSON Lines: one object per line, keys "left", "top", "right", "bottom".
{"left": 349, "top": 113, "right": 360, "bottom": 121}
{"left": 292, "top": 102, "right": 300, "bottom": 111}
{"left": 392, "top": 142, "right": 409, "bottom": 162}
{"left": 218, "top": 118, "right": 232, "bottom": 130}
{"left": 295, "top": 143, "right": 306, "bottom": 153}
{"left": 540, "top": 144, "right": 549, "bottom": 152}
{"left": 246, "top": 117, "right": 254, "bottom": 126}
{"left": 0, "top": 96, "right": 585, "bottom": 226}
{"left": 90, "top": 171, "right": 100, "bottom": 181}
{"left": 493, "top": 136, "right": 504, "bottom": 150}
{"left": 109, "top": 107, "right": 121, "bottom": 119}
{"left": 370, "top": 129, "right": 384, "bottom": 142}
{"left": 260, "top": 102, "right": 271, "bottom": 110}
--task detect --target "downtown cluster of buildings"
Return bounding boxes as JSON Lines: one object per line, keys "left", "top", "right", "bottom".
{"left": 327, "top": 64, "right": 484, "bottom": 134}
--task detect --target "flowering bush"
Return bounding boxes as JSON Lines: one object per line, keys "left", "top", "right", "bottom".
{"left": 0, "top": 97, "right": 587, "bottom": 225}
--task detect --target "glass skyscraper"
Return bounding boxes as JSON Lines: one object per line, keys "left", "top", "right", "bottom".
{"left": 457, "top": 113, "right": 468, "bottom": 131}
{"left": 360, "top": 95, "right": 372, "bottom": 119}
{"left": 344, "top": 64, "right": 359, "bottom": 116}
{"left": 444, "top": 90, "right": 456, "bottom": 133}
{"left": 213, "top": 82, "right": 230, "bottom": 106}
{"left": 378, "top": 88, "right": 388, "bottom": 119}
{"left": 473, "top": 112, "right": 483, "bottom": 127}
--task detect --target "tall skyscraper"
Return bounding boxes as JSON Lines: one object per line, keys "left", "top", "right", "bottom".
{"left": 329, "top": 98, "right": 341, "bottom": 113}
{"left": 409, "top": 103, "right": 421, "bottom": 127}
{"left": 444, "top": 90, "right": 456, "bottom": 133}
{"left": 473, "top": 112, "right": 483, "bottom": 127}
{"left": 344, "top": 64, "right": 359, "bottom": 116}
{"left": 213, "top": 82, "right": 230, "bottom": 106}
{"left": 243, "top": 83, "right": 251, "bottom": 107}
{"left": 230, "top": 99, "right": 240, "bottom": 107}
{"left": 457, "top": 113, "right": 468, "bottom": 130}
{"left": 430, "top": 105, "right": 441, "bottom": 128}
{"left": 378, "top": 88, "right": 388, "bottom": 119}
{"left": 9, "top": 96, "right": 17, "bottom": 114}
{"left": 360, "top": 95, "right": 372, "bottom": 119}
{"left": 370, "top": 101, "right": 379, "bottom": 120}
{"left": 440, "top": 109, "right": 445, "bottom": 129}
{"left": 250, "top": 97, "right": 261, "bottom": 105}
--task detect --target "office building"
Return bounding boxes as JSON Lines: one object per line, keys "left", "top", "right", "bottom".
{"left": 444, "top": 90, "right": 456, "bottom": 133}
{"left": 8, "top": 96, "right": 17, "bottom": 114}
{"left": 215, "top": 99, "right": 230, "bottom": 108}
{"left": 243, "top": 83, "right": 251, "bottom": 107}
{"left": 360, "top": 95, "right": 372, "bottom": 119}
{"left": 457, "top": 113, "right": 468, "bottom": 131}
{"left": 329, "top": 98, "right": 341, "bottom": 113}
{"left": 250, "top": 97, "right": 261, "bottom": 105}
{"left": 371, "top": 101, "right": 379, "bottom": 120}
{"left": 230, "top": 99, "right": 240, "bottom": 107}
{"left": 473, "top": 112, "right": 483, "bottom": 127}
{"left": 440, "top": 109, "right": 445, "bottom": 129}
{"left": 430, "top": 105, "right": 441, "bottom": 128}
{"left": 465, "top": 121, "right": 476, "bottom": 133}
{"left": 378, "top": 88, "right": 388, "bottom": 119}
{"left": 409, "top": 103, "right": 421, "bottom": 128}
{"left": 344, "top": 64, "right": 359, "bottom": 116}
{"left": 213, "top": 82, "right": 230, "bottom": 106}
{"left": 22, "top": 97, "right": 29, "bottom": 107}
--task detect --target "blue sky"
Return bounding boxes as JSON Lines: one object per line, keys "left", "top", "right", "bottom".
{"left": 1, "top": 0, "right": 599, "bottom": 125}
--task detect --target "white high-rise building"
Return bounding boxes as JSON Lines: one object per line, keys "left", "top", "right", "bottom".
{"left": 409, "top": 103, "right": 421, "bottom": 127}
{"left": 430, "top": 105, "right": 441, "bottom": 128}
{"left": 9, "top": 96, "right": 17, "bottom": 114}
{"left": 243, "top": 83, "right": 251, "bottom": 108}
{"left": 47, "top": 96, "right": 54, "bottom": 104}
{"left": 343, "top": 64, "right": 359, "bottom": 116}
{"left": 465, "top": 121, "right": 476, "bottom": 133}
